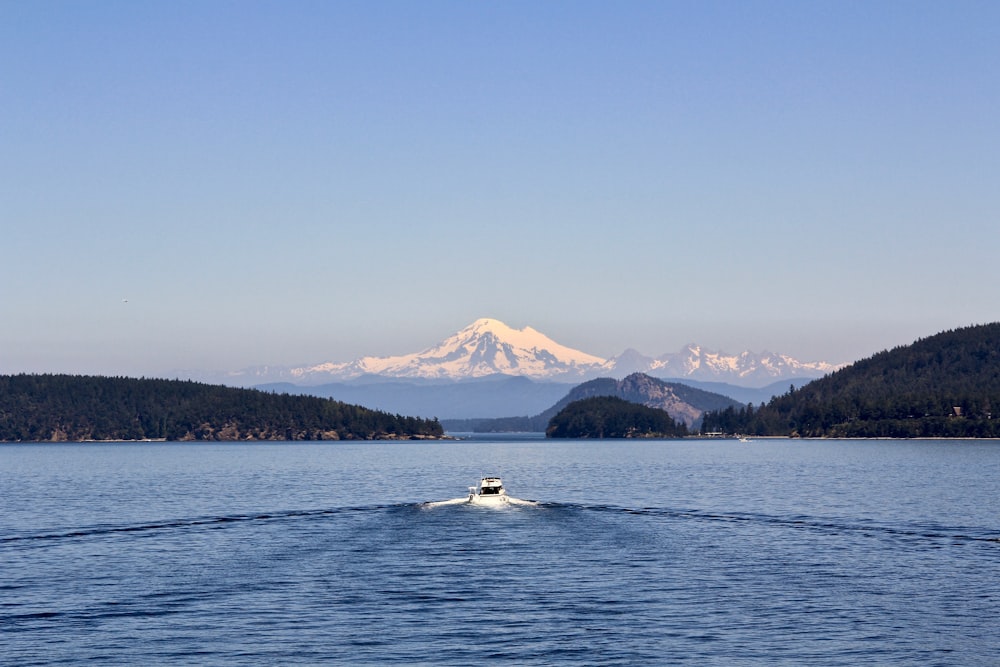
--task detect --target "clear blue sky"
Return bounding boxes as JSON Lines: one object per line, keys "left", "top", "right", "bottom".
{"left": 3, "top": 1, "right": 998, "bottom": 376}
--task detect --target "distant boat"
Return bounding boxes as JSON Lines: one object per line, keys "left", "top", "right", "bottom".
{"left": 737, "top": 435, "right": 751, "bottom": 443}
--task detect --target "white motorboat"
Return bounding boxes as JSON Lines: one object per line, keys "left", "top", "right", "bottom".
{"left": 423, "top": 476, "right": 536, "bottom": 508}
{"left": 468, "top": 476, "right": 508, "bottom": 505}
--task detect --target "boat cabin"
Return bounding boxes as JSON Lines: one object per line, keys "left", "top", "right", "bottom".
{"left": 478, "top": 477, "right": 504, "bottom": 495}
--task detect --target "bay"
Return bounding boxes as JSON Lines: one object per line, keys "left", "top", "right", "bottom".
{"left": 2, "top": 437, "right": 999, "bottom": 665}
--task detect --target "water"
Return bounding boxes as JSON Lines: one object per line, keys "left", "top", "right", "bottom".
{"left": 3, "top": 437, "right": 999, "bottom": 665}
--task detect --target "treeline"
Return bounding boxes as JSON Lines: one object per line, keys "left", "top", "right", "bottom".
{"left": 546, "top": 396, "right": 688, "bottom": 439}
{"left": 0, "top": 374, "right": 443, "bottom": 442}
{"left": 701, "top": 323, "right": 1000, "bottom": 438}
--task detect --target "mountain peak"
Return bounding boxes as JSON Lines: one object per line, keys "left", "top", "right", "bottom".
{"left": 467, "top": 317, "right": 509, "bottom": 332}
{"left": 462, "top": 318, "right": 543, "bottom": 344}
{"left": 446, "top": 319, "right": 604, "bottom": 365}
{"left": 293, "top": 318, "right": 609, "bottom": 381}
{"left": 222, "top": 319, "right": 843, "bottom": 387}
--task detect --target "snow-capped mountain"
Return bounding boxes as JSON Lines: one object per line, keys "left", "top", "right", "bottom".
{"left": 606, "top": 345, "right": 842, "bottom": 385}
{"left": 219, "top": 318, "right": 843, "bottom": 387}
{"left": 288, "top": 318, "right": 608, "bottom": 382}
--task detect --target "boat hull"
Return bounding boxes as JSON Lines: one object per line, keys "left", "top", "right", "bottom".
{"left": 468, "top": 493, "right": 509, "bottom": 505}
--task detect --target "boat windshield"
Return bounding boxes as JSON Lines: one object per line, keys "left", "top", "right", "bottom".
{"left": 480, "top": 486, "right": 502, "bottom": 495}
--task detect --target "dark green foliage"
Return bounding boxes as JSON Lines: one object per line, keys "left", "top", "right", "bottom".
{"left": 0, "top": 374, "right": 443, "bottom": 442}
{"left": 546, "top": 396, "right": 687, "bottom": 439}
{"left": 700, "top": 323, "right": 1000, "bottom": 438}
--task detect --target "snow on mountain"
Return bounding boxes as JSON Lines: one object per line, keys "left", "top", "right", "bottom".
{"left": 607, "top": 344, "right": 842, "bottom": 385}
{"left": 218, "top": 318, "right": 843, "bottom": 386}
{"left": 289, "top": 318, "right": 608, "bottom": 382}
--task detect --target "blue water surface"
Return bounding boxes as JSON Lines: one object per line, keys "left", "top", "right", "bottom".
{"left": 2, "top": 437, "right": 999, "bottom": 665}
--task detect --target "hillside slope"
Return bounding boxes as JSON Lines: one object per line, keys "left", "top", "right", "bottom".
{"left": 701, "top": 323, "right": 1000, "bottom": 438}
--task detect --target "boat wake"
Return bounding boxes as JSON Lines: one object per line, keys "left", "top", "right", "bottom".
{"left": 569, "top": 504, "right": 1000, "bottom": 546}
{"left": 422, "top": 497, "right": 469, "bottom": 508}
{"left": 1, "top": 505, "right": 397, "bottom": 547}
{"left": 422, "top": 496, "right": 538, "bottom": 509}
{"left": 422, "top": 476, "right": 538, "bottom": 509}
{"left": 6, "top": 501, "right": 994, "bottom": 556}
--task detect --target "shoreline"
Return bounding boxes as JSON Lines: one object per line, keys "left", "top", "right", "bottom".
{"left": 3, "top": 435, "right": 999, "bottom": 444}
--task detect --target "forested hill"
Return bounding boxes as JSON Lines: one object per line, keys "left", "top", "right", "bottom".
{"left": 0, "top": 374, "right": 443, "bottom": 442}
{"left": 701, "top": 323, "right": 1000, "bottom": 438}
{"left": 546, "top": 396, "right": 688, "bottom": 439}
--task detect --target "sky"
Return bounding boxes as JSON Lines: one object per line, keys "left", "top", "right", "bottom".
{"left": 3, "top": 1, "right": 998, "bottom": 377}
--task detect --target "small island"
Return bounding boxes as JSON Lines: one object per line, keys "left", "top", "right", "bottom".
{"left": 546, "top": 396, "right": 688, "bottom": 439}
{"left": 0, "top": 374, "right": 443, "bottom": 442}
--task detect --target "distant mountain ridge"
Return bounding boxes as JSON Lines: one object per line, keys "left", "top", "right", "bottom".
{"left": 607, "top": 345, "right": 840, "bottom": 386}
{"left": 257, "top": 375, "right": 798, "bottom": 421}
{"left": 444, "top": 373, "right": 744, "bottom": 432}
{"left": 220, "top": 318, "right": 841, "bottom": 388}
{"left": 257, "top": 375, "right": 572, "bottom": 421}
